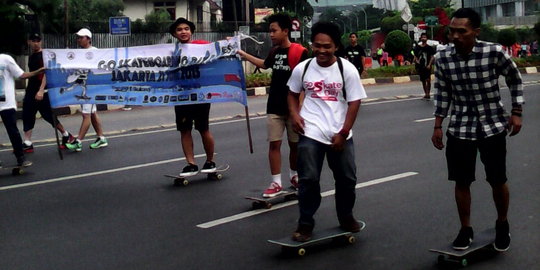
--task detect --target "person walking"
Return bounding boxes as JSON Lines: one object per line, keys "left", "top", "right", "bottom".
{"left": 65, "top": 28, "right": 108, "bottom": 152}
{"left": 237, "top": 13, "right": 308, "bottom": 197}
{"left": 0, "top": 53, "right": 44, "bottom": 167}
{"left": 22, "top": 33, "right": 74, "bottom": 153}
{"left": 344, "top": 32, "right": 366, "bottom": 76}
{"left": 287, "top": 22, "right": 367, "bottom": 241}
{"left": 413, "top": 33, "right": 436, "bottom": 100}
{"left": 431, "top": 8, "right": 524, "bottom": 252}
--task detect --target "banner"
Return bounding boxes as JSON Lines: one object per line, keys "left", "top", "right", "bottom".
{"left": 373, "top": 0, "right": 412, "bottom": 22}
{"left": 43, "top": 36, "right": 247, "bottom": 108}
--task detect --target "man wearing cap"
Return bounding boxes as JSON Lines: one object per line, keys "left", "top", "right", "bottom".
{"left": 0, "top": 52, "right": 45, "bottom": 167}
{"left": 65, "top": 28, "right": 108, "bottom": 152}
{"left": 169, "top": 18, "right": 217, "bottom": 176}
{"left": 22, "top": 33, "right": 74, "bottom": 153}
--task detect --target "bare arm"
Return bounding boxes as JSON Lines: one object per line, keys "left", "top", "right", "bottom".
{"left": 237, "top": 50, "right": 266, "bottom": 69}
{"left": 35, "top": 74, "right": 46, "bottom": 101}
{"left": 431, "top": 116, "right": 445, "bottom": 150}
{"left": 288, "top": 91, "right": 304, "bottom": 135}
{"left": 331, "top": 100, "right": 361, "bottom": 151}
{"left": 19, "top": 67, "right": 45, "bottom": 79}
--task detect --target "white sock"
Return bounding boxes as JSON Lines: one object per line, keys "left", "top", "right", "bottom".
{"left": 272, "top": 174, "right": 282, "bottom": 186}
{"left": 289, "top": 169, "right": 297, "bottom": 180}
{"left": 62, "top": 131, "right": 69, "bottom": 137}
{"left": 24, "top": 140, "right": 32, "bottom": 146}
{"left": 99, "top": 136, "right": 105, "bottom": 140}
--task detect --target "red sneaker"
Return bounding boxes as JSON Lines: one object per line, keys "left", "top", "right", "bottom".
{"left": 263, "top": 182, "right": 283, "bottom": 198}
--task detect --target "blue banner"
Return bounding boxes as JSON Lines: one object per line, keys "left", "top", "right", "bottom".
{"left": 43, "top": 38, "right": 247, "bottom": 108}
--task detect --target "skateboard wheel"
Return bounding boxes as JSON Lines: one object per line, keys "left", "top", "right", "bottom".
{"left": 11, "top": 168, "right": 23, "bottom": 176}
{"left": 264, "top": 202, "right": 272, "bottom": 209}
{"left": 215, "top": 173, "right": 223, "bottom": 180}
{"left": 297, "top": 248, "right": 306, "bottom": 256}
{"left": 460, "top": 258, "right": 468, "bottom": 267}
{"left": 182, "top": 179, "right": 189, "bottom": 186}
{"left": 347, "top": 235, "right": 356, "bottom": 244}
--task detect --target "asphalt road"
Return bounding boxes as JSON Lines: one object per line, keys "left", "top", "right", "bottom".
{"left": 0, "top": 82, "right": 538, "bottom": 270}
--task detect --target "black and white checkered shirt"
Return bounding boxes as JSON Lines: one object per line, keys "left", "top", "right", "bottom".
{"left": 434, "top": 40, "right": 524, "bottom": 140}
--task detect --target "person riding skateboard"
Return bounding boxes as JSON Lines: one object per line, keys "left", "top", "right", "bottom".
{"left": 287, "top": 22, "right": 367, "bottom": 242}
{"left": 431, "top": 8, "right": 524, "bottom": 252}
{"left": 237, "top": 13, "right": 308, "bottom": 197}
{"left": 169, "top": 18, "right": 217, "bottom": 177}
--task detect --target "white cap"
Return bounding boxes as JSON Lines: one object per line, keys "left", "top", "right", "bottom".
{"left": 76, "top": 28, "right": 92, "bottom": 38}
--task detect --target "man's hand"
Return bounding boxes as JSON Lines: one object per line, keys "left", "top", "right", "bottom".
{"left": 431, "top": 128, "right": 444, "bottom": 150}
{"left": 508, "top": 115, "right": 522, "bottom": 136}
{"left": 35, "top": 91, "right": 44, "bottom": 101}
{"left": 291, "top": 113, "right": 305, "bottom": 135}
{"left": 331, "top": 134, "right": 346, "bottom": 151}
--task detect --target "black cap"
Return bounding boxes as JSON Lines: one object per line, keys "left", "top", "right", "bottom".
{"left": 169, "top": 18, "right": 195, "bottom": 35}
{"left": 29, "top": 33, "right": 42, "bottom": 41}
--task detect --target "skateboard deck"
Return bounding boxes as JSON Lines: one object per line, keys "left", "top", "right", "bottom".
{"left": 0, "top": 164, "right": 28, "bottom": 176}
{"left": 429, "top": 228, "right": 497, "bottom": 267}
{"left": 268, "top": 222, "right": 366, "bottom": 256}
{"left": 244, "top": 187, "right": 297, "bottom": 209}
{"left": 164, "top": 164, "right": 229, "bottom": 186}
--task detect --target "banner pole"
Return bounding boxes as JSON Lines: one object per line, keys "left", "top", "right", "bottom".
{"left": 52, "top": 111, "right": 64, "bottom": 160}
{"left": 244, "top": 105, "right": 253, "bottom": 154}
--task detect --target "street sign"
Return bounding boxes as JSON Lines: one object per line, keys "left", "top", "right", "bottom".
{"left": 425, "top": 16, "right": 438, "bottom": 26}
{"left": 291, "top": 31, "right": 301, "bottom": 38}
{"left": 109, "top": 16, "right": 130, "bottom": 35}
{"left": 292, "top": 19, "right": 301, "bottom": 31}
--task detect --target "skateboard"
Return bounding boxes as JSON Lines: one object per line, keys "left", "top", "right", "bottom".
{"left": 0, "top": 164, "right": 27, "bottom": 176}
{"left": 164, "top": 164, "right": 229, "bottom": 186}
{"left": 429, "top": 228, "right": 497, "bottom": 267}
{"left": 244, "top": 187, "right": 298, "bottom": 209}
{"left": 268, "top": 222, "right": 366, "bottom": 256}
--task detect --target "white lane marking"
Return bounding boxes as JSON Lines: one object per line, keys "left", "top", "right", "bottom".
{"left": 414, "top": 117, "right": 435, "bottom": 123}
{"left": 196, "top": 172, "right": 418, "bottom": 229}
{"left": 0, "top": 154, "right": 207, "bottom": 191}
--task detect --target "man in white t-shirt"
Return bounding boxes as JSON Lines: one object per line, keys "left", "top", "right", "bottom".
{"left": 65, "top": 28, "right": 108, "bottom": 152}
{"left": 287, "top": 22, "right": 367, "bottom": 242}
{"left": 0, "top": 53, "right": 44, "bottom": 166}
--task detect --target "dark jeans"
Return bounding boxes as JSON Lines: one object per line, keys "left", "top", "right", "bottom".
{"left": 297, "top": 136, "right": 357, "bottom": 226}
{"left": 0, "top": 109, "right": 24, "bottom": 162}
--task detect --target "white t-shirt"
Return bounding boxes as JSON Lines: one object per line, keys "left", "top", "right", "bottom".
{"left": 0, "top": 54, "right": 24, "bottom": 111}
{"left": 287, "top": 57, "right": 367, "bottom": 144}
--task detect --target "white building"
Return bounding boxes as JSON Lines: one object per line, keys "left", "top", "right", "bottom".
{"left": 464, "top": 0, "right": 539, "bottom": 28}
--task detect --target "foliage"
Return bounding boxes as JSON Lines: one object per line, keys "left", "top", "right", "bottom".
{"left": 245, "top": 72, "right": 272, "bottom": 88}
{"left": 142, "top": 9, "right": 171, "bottom": 33}
{"left": 497, "top": 29, "right": 517, "bottom": 47}
{"left": 380, "top": 14, "right": 405, "bottom": 35}
{"left": 384, "top": 30, "right": 412, "bottom": 57}
{"left": 515, "top": 27, "right": 533, "bottom": 42}
{"left": 479, "top": 23, "right": 498, "bottom": 43}
{"left": 410, "top": 0, "right": 452, "bottom": 18}
{"left": 0, "top": 0, "right": 26, "bottom": 54}
{"left": 535, "top": 20, "right": 540, "bottom": 38}
{"left": 366, "top": 65, "right": 417, "bottom": 78}
{"left": 512, "top": 55, "right": 540, "bottom": 67}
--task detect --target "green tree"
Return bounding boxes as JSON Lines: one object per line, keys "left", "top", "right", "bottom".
{"left": 0, "top": 0, "right": 27, "bottom": 54}
{"left": 384, "top": 30, "right": 411, "bottom": 57}
{"left": 410, "top": 0, "right": 452, "bottom": 18}
{"left": 534, "top": 20, "right": 540, "bottom": 38}
{"left": 143, "top": 9, "right": 171, "bottom": 33}
{"left": 479, "top": 23, "right": 498, "bottom": 43}
{"left": 497, "top": 28, "right": 517, "bottom": 47}
{"left": 380, "top": 13, "right": 405, "bottom": 35}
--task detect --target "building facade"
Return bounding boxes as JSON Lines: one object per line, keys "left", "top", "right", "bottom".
{"left": 464, "top": 0, "right": 539, "bottom": 27}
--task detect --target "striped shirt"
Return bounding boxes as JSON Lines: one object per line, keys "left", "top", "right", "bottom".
{"left": 433, "top": 40, "right": 524, "bottom": 140}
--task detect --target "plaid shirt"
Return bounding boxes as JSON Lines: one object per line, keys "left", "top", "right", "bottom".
{"left": 434, "top": 40, "right": 524, "bottom": 140}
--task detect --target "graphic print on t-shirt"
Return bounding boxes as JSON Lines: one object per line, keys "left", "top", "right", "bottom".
{"left": 0, "top": 66, "right": 5, "bottom": 100}
{"left": 304, "top": 79, "right": 343, "bottom": 101}
{"left": 272, "top": 52, "right": 290, "bottom": 72}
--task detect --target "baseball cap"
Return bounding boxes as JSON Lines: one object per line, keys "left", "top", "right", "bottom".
{"left": 169, "top": 18, "right": 196, "bottom": 35}
{"left": 29, "top": 33, "right": 41, "bottom": 41}
{"left": 76, "top": 28, "right": 92, "bottom": 38}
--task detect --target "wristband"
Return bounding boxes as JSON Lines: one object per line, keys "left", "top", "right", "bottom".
{"left": 434, "top": 126, "right": 442, "bottom": 129}
{"left": 338, "top": 129, "right": 349, "bottom": 138}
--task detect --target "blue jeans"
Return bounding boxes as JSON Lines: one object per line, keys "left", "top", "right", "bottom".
{"left": 297, "top": 136, "right": 357, "bottom": 226}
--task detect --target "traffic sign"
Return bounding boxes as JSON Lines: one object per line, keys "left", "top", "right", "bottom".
{"left": 292, "top": 19, "right": 301, "bottom": 31}
{"left": 109, "top": 16, "right": 130, "bottom": 35}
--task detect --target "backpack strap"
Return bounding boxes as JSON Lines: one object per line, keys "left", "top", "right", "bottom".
{"left": 301, "top": 57, "right": 347, "bottom": 100}
{"left": 288, "top": 43, "right": 307, "bottom": 70}
{"left": 337, "top": 57, "right": 346, "bottom": 100}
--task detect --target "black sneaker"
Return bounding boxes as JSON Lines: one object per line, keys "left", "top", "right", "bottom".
{"left": 339, "top": 215, "right": 361, "bottom": 233}
{"left": 452, "top": 227, "right": 474, "bottom": 250}
{"left": 292, "top": 223, "right": 314, "bottom": 242}
{"left": 494, "top": 220, "right": 510, "bottom": 252}
{"left": 200, "top": 161, "right": 216, "bottom": 173}
{"left": 179, "top": 163, "right": 198, "bottom": 177}
{"left": 22, "top": 143, "right": 34, "bottom": 153}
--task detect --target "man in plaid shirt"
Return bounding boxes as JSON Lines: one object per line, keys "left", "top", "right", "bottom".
{"left": 431, "top": 8, "right": 524, "bottom": 252}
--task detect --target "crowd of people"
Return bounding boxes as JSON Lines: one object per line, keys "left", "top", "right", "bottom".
{"left": 1, "top": 9, "right": 524, "bottom": 252}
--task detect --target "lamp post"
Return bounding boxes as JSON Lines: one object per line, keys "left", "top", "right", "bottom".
{"left": 342, "top": 11, "right": 358, "bottom": 32}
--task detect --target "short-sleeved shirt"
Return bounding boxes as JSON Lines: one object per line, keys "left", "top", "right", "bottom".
{"left": 344, "top": 45, "right": 366, "bottom": 72}
{"left": 0, "top": 54, "right": 25, "bottom": 111}
{"left": 264, "top": 46, "right": 308, "bottom": 115}
{"left": 26, "top": 51, "right": 44, "bottom": 97}
{"left": 287, "top": 57, "right": 367, "bottom": 144}
{"left": 414, "top": 44, "right": 436, "bottom": 68}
